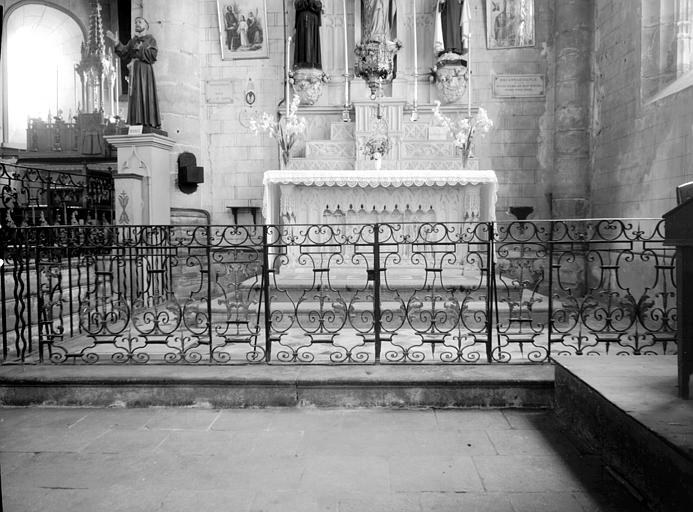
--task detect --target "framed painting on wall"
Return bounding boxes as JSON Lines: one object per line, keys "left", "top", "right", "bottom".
{"left": 486, "top": 0, "right": 535, "bottom": 49}
{"left": 217, "top": 0, "right": 269, "bottom": 60}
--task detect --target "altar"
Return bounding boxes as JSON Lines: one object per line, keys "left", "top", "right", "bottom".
{"left": 262, "top": 169, "right": 498, "bottom": 227}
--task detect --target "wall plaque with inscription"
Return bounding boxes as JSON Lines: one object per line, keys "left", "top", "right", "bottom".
{"left": 493, "top": 74, "right": 545, "bottom": 98}
{"left": 205, "top": 81, "right": 234, "bottom": 104}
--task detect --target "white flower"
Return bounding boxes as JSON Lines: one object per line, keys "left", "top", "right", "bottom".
{"left": 431, "top": 102, "right": 493, "bottom": 159}
{"left": 249, "top": 95, "right": 306, "bottom": 164}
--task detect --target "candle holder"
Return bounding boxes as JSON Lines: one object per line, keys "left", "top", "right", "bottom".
{"left": 290, "top": 68, "right": 329, "bottom": 105}
{"left": 354, "top": 39, "right": 401, "bottom": 100}
{"left": 431, "top": 60, "right": 469, "bottom": 104}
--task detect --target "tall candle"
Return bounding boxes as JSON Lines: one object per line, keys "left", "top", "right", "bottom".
{"left": 468, "top": 44, "right": 472, "bottom": 118}
{"left": 413, "top": 0, "right": 418, "bottom": 107}
{"left": 286, "top": 36, "right": 292, "bottom": 116}
{"left": 342, "top": 0, "right": 349, "bottom": 106}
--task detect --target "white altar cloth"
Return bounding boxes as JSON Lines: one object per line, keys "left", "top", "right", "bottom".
{"left": 262, "top": 169, "right": 498, "bottom": 225}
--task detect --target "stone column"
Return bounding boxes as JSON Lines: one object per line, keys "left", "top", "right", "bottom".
{"left": 106, "top": 133, "right": 176, "bottom": 225}
{"left": 552, "top": 0, "right": 594, "bottom": 218}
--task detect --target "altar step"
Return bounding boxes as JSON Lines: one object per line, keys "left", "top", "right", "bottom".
{"left": 305, "top": 140, "right": 466, "bottom": 161}
{"left": 285, "top": 158, "right": 478, "bottom": 171}
{"left": 329, "top": 122, "right": 355, "bottom": 141}
{"left": 326, "top": 120, "right": 435, "bottom": 141}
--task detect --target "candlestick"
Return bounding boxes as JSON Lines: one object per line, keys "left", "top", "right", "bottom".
{"left": 413, "top": 0, "right": 418, "bottom": 111}
{"left": 286, "top": 36, "right": 292, "bottom": 116}
{"left": 342, "top": 0, "right": 350, "bottom": 107}
{"left": 467, "top": 45, "right": 472, "bottom": 118}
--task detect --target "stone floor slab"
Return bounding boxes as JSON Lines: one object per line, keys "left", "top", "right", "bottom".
{"left": 434, "top": 409, "right": 512, "bottom": 430}
{"left": 388, "top": 455, "right": 484, "bottom": 492}
{"left": 473, "top": 454, "right": 600, "bottom": 493}
{"left": 419, "top": 491, "right": 515, "bottom": 512}
{"left": 144, "top": 408, "right": 221, "bottom": 431}
{"left": 0, "top": 407, "right": 654, "bottom": 512}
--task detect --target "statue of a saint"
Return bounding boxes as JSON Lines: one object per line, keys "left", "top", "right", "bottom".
{"left": 439, "top": 0, "right": 469, "bottom": 55}
{"left": 361, "top": 0, "right": 397, "bottom": 43}
{"left": 294, "top": 0, "right": 322, "bottom": 69}
{"left": 106, "top": 17, "right": 161, "bottom": 128}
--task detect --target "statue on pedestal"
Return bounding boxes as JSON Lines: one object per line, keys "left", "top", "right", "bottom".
{"left": 106, "top": 17, "right": 161, "bottom": 129}
{"left": 294, "top": 0, "right": 322, "bottom": 69}
{"left": 361, "top": 0, "right": 397, "bottom": 43}
{"left": 433, "top": 0, "right": 471, "bottom": 103}
{"left": 291, "top": 1, "right": 327, "bottom": 105}
{"left": 438, "top": 0, "right": 469, "bottom": 58}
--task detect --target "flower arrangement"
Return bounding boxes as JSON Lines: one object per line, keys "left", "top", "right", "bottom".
{"left": 361, "top": 134, "right": 392, "bottom": 161}
{"left": 432, "top": 101, "right": 494, "bottom": 161}
{"left": 249, "top": 95, "right": 306, "bottom": 166}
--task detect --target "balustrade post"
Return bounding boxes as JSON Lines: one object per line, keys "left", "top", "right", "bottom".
{"left": 262, "top": 225, "right": 272, "bottom": 363}
{"left": 205, "top": 224, "right": 213, "bottom": 362}
{"left": 547, "top": 221, "right": 555, "bottom": 358}
{"left": 486, "top": 222, "right": 495, "bottom": 363}
{"left": 373, "top": 223, "right": 382, "bottom": 363}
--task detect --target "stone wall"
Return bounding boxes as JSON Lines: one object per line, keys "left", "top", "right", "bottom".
{"left": 196, "top": 0, "right": 288, "bottom": 225}
{"left": 3, "top": 0, "right": 614, "bottom": 224}
{"left": 188, "top": 0, "right": 564, "bottom": 223}
{"left": 591, "top": 0, "right": 693, "bottom": 218}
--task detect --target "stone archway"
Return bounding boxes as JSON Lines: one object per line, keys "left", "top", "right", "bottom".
{"left": 2, "top": 2, "right": 85, "bottom": 147}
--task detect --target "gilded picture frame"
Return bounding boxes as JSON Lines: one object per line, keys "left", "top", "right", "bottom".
{"left": 486, "top": 0, "right": 535, "bottom": 49}
{"left": 217, "top": 0, "right": 269, "bottom": 60}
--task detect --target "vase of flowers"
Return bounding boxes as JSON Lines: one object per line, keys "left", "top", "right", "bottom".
{"left": 432, "top": 101, "right": 493, "bottom": 166}
{"left": 361, "top": 135, "right": 392, "bottom": 170}
{"left": 249, "top": 95, "right": 306, "bottom": 167}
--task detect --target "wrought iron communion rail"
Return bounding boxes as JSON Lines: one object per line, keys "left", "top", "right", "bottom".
{"left": 0, "top": 219, "right": 676, "bottom": 364}
{"left": 0, "top": 162, "right": 115, "bottom": 228}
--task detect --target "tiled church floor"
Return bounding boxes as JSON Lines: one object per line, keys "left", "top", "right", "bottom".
{"left": 0, "top": 407, "right": 648, "bottom": 512}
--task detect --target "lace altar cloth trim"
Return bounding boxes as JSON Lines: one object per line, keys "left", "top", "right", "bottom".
{"left": 262, "top": 169, "right": 499, "bottom": 222}
{"left": 263, "top": 169, "right": 498, "bottom": 188}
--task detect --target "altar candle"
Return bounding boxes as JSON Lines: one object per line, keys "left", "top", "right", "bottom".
{"left": 286, "top": 36, "right": 292, "bottom": 116}
{"left": 342, "top": 0, "right": 349, "bottom": 106}
{"left": 413, "top": 1, "right": 418, "bottom": 107}
{"left": 116, "top": 59, "right": 121, "bottom": 107}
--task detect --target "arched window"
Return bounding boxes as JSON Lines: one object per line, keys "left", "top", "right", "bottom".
{"left": 3, "top": 3, "right": 84, "bottom": 147}
{"left": 641, "top": 0, "right": 693, "bottom": 101}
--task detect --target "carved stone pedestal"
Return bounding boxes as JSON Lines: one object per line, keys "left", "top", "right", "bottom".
{"left": 105, "top": 134, "right": 176, "bottom": 225}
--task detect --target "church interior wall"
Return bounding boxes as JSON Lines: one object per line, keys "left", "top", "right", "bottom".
{"left": 591, "top": 0, "right": 693, "bottom": 219}
{"left": 187, "top": 0, "right": 561, "bottom": 223}
{"left": 11, "top": 1, "right": 690, "bottom": 223}
{"left": 472, "top": 0, "right": 555, "bottom": 219}
{"left": 196, "top": 0, "right": 287, "bottom": 224}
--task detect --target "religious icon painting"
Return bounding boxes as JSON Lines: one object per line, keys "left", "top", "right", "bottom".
{"left": 217, "top": 0, "right": 269, "bottom": 60}
{"left": 486, "top": 0, "right": 535, "bottom": 49}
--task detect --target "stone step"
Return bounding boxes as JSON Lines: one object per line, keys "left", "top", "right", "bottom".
{"left": 330, "top": 122, "right": 355, "bottom": 141}
{"left": 305, "top": 140, "right": 355, "bottom": 159}
{"left": 287, "top": 158, "right": 478, "bottom": 171}
{"left": 0, "top": 364, "right": 555, "bottom": 408}
{"left": 285, "top": 159, "right": 355, "bottom": 170}
{"left": 400, "top": 140, "right": 456, "bottom": 159}
{"left": 402, "top": 122, "right": 431, "bottom": 140}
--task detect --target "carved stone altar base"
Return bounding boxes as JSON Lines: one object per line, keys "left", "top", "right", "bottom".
{"left": 263, "top": 169, "right": 497, "bottom": 226}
